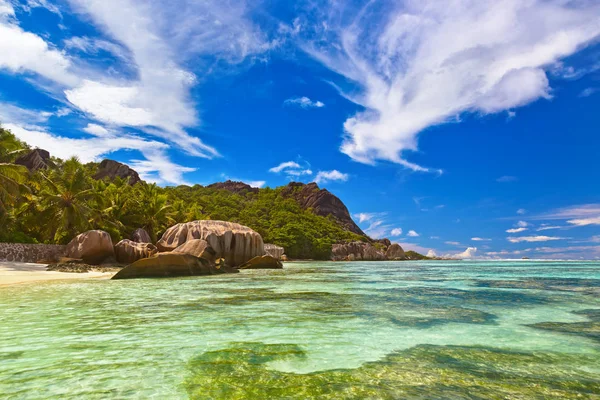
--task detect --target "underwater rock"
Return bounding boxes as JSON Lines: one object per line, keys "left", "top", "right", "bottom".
{"left": 112, "top": 253, "right": 224, "bottom": 279}
{"left": 239, "top": 255, "right": 283, "bottom": 269}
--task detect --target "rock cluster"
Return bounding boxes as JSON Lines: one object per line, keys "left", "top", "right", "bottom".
{"left": 157, "top": 220, "right": 264, "bottom": 267}
{"left": 172, "top": 239, "right": 217, "bottom": 263}
{"left": 131, "top": 228, "right": 152, "bottom": 243}
{"left": 93, "top": 159, "right": 141, "bottom": 185}
{"left": 332, "top": 241, "right": 407, "bottom": 261}
{"left": 114, "top": 239, "right": 158, "bottom": 264}
{"left": 66, "top": 230, "right": 115, "bottom": 265}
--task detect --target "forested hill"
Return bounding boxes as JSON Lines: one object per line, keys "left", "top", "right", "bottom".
{"left": 0, "top": 127, "right": 370, "bottom": 259}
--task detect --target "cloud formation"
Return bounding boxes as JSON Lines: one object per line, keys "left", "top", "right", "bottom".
{"left": 269, "top": 161, "right": 312, "bottom": 178}
{"left": 507, "top": 236, "right": 565, "bottom": 243}
{"left": 314, "top": 170, "right": 349, "bottom": 184}
{"left": 407, "top": 230, "right": 420, "bottom": 237}
{"left": 296, "top": 0, "right": 600, "bottom": 169}
{"left": 283, "top": 97, "right": 325, "bottom": 109}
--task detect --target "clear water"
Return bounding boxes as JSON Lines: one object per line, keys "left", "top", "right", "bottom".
{"left": 1, "top": 261, "right": 599, "bottom": 399}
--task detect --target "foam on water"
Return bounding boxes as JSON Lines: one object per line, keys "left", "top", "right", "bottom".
{"left": 0, "top": 260, "right": 599, "bottom": 399}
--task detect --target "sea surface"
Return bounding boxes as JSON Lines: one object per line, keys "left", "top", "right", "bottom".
{"left": 1, "top": 260, "right": 600, "bottom": 399}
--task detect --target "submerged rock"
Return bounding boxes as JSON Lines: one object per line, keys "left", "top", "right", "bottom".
{"left": 385, "top": 244, "right": 406, "bottom": 260}
{"left": 331, "top": 241, "right": 386, "bottom": 261}
{"left": 172, "top": 239, "right": 217, "bottom": 263}
{"left": 239, "top": 255, "right": 283, "bottom": 269}
{"left": 131, "top": 228, "right": 152, "bottom": 244}
{"left": 156, "top": 220, "right": 264, "bottom": 267}
{"left": 66, "top": 230, "right": 115, "bottom": 265}
{"left": 114, "top": 239, "right": 158, "bottom": 264}
{"left": 112, "top": 253, "right": 230, "bottom": 279}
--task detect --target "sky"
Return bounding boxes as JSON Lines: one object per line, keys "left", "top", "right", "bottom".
{"left": 0, "top": 0, "right": 599, "bottom": 260}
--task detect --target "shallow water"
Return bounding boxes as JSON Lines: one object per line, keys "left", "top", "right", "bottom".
{"left": 1, "top": 260, "right": 599, "bottom": 399}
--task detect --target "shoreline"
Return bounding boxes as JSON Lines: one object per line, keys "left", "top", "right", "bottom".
{"left": 0, "top": 261, "right": 115, "bottom": 287}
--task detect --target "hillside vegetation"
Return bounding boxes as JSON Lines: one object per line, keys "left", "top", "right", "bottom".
{"left": 0, "top": 127, "right": 365, "bottom": 259}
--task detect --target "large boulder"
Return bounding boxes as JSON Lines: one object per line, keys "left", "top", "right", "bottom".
{"left": 172, "top": 239, "right": 217, "bottom": 263}
{"left": 66, "top": 230, "right": 115, "bottom": 265}
{"left": 156, "top": 221, "right": 264, "bottom": 267}
{"left": 131, "top": 228, "right": 152, "bottom": 244}
{"left": 331, "top": 241, "right": 386, "bottom": 261}
{"left": 114, "top": 239, "right": 158, "bottom": 264}
{"left": 385, "top": 243, "right": 406, "bottom": 260}
{"left": 264, "top": 244, "right": 284, "bottom": 260}
{"left": 239, "top": 255, "right": 283, "bottom": 270}
{"left": 112, "top": 253, "right": 230, "bottom": 279}
{"left": 94, "top": 159, "right": 141, "bottom": 185}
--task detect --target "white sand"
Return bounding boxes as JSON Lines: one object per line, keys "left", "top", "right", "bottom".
{"left": 0, "top": 262, "right": 115, "bottom": 286}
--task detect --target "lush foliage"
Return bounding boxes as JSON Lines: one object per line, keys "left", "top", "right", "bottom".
{"left": 0, "top": 127, "right": 365, "bottom": 258}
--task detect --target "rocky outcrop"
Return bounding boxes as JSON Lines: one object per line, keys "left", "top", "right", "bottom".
{"left": 239, "top": 255, "right": 283, "bottom": 269}
{"left": 332, "top": 241, "right": 386, "bottom": 261}
{"left": 264, "top": 244, "right": 284, "bottom": 260}
{"left": 66, "top": 230, "right": 115, "bottom": 265}
{"left": 114, "top": 239, "right": 158, "bottom": 264}
{"left": 207, "top": 180, "right": 259, "bottom": 194}
{"left": 94, "top": 159, "right": 141, "bottom": 185}
{"left": 156, "top": 220, "right": 264, "bottom": 267}
{"left": 281, "top": 182, "right": 365, "bottom": 236}
{"left": 385, "top": 243, "right": 406, "bottom": 260}
{"left": 15, "top": 149, "right": 51, "bottom": 171}
{"left": 111, "top": 253, "right": 229, "bottom": 279}
{"left": 131, "top": 228, "right": 152, "bottom": 244}
{"left": 172, "top": 239, "right": 217, "bottom": 263}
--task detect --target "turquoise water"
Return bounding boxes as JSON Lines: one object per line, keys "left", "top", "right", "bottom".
{"left": 1, "top": 260, "right": 600, "bottom": 399}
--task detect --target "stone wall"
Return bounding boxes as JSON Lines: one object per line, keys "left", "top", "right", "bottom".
{"left": 0, "top": 243, "right": 67, "bottom": 263}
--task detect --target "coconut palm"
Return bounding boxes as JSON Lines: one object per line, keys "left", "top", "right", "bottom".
{"left": 136, "top": 183, "right": 175, "bottom": 242}
{"left": 0, "top": 128, "right": 29, "bottom": 220}
{"left": 38, "top": 157, "right": 99, "bottom": 243}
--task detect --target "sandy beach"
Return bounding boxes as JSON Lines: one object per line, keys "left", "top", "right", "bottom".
{"left": 0, "top": 261, "right": 115, "bottom": 286}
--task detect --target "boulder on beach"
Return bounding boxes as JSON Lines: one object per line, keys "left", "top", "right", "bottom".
{"left": 66, "top": 230, "right": 115, "bottom": 265}
{"left": 114, "top": 239, "right": 158, "bottom": 264}
{"left": 172, "top": 239, "right": 217, "bottom": 263}
{"left": 156, "top": 220, "right": 264, "bottom": 267}
{"left": 264, "top": 244, "right": 284, "bottom": 260}
{"left": 131, "top": 228, "right": 152, "bottom": 244}
{"left": 332, "top": 241, "right": 386, "bottom": 261}
{"left": 112, "top": 253, "right": 222, "bottom": 279}
{"left": 385, "top": 244, "right": 406, "bottom": 260}
{"left": 239, "top": 255, "right": 283, "bottom": 270}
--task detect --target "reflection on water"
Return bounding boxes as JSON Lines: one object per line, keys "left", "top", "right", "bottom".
{"left": 0, "top": 260, "right": 599, "bottom": 399}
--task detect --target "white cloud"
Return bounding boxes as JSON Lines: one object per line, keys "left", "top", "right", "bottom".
{"left": 407, "top": 230, "right": 419, "bottom": 237}
{"left": 579, "top": 87, "right": 597, "bottom": 98}
{"left": 268, "top": 161, "right": 312, "bottom": 178}
{"left": 83, "top": 123, "right": 112, "bottom": 137}
{"left": 567, "top": 217, "right": 600, "bottom": 227}
{"left": 471, "top": 237, "right": 491, "bottom": 241}
{"left": 64, "top": 36, "right": 130, "bottom": 61}
{"left": 516, "top": 221, "right": 529, "bottom": 228}
{"left": 283, "top": 96, "right": 325, "bottom": 109}
{"left": 314, "top": 170, "right": 349, "bottom": 184}
{"left": 517, "top": 208, "right": 527, "bottom": 215}
{"left": 129, "top": 149, "right": 196, "bottom": 186}
{"left": 497, "top": 176, "right": 518, "bottom": 183}
{"left": 363, "top": 220, "right": 389, "bottom": 239}
{"left": 426, "top": 250, "right": 437, "bottom": 258}
{"left": 506, "top": 227, "right": 528, "bottom": 233}
{"left": 295, "top": 0, "right": 600, "bottom": 169}
{"left": 445, "top": 241, "right": 461, "bottom": 246}
{"left": 354, "top": 213, "right": 377, "bottom": 224}
{"left": 507, "top": 236, "right": 565, "bottom": 243}
{"left": 444, "top": 247, "right": 478, "bottom": 259}
{"left": 536, "top": 225, "right": 562, "bottom": 232}
{"left": 533, "top": 204, "right": 600, "bottom": 220}
{"left": 390, "top": 228, "right": 403, "bottom": 237}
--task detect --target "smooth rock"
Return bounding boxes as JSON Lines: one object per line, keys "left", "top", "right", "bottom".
{"left": 66, "top": 230, "right": 115, "bottom": 265}
{"left": 239, "top": 255, "right": 283, "bottom": 269}
{"left": 156, "top": 220, "right": 264, "bottom": 267}
{"left": 331, "top": 241, "right": 386, "bottom": 261}
{"left": 112, "top": 253, "right": 220, "bottom": 279}
{"left": 131, "top": 228, "right": 152, "bottom": 244}
{"left": 172, "top": 239, "right": 217, "bottom": 263}
{"left": 264, "top": 244, "right": 285, "bottom": 260}
{"left": 385, "top": 244, "right": 406, "bottom": 260}
{"left": 114, "top": 239, "right": 158, "bottom": 264}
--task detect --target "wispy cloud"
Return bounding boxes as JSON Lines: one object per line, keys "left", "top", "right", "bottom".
{"left": 283, "top": 96, "right": 325, "bottom": 109}
{"left": 292, "top": 0, "right": 600, "bottom": 170}
{"left": 471, "top": 237, "right": 491, "bottom": 241}
{"left": 507, "top": 236, "right": 565, "bottom": 243}
{"left": 407, "top": 230, "right": 420, "bottom": 237}
{"left": 268, "top": 161, "right": 312, "bottom": 178}
{"left": 314, "top": 170, "right": 349, "bottom": 184}
{"left": 567, "top": 217, "right": 600, "bottom": 227}
{"left": 579, "top": 87, "right": 598, "bottom": 98}
{"left": 517, "top": 208, "right": 527, "bottom": 215}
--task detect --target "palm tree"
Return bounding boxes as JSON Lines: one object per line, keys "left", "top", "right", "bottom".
{"left": 0, "top": 128, "right": 29, "bottom": 220}
{"left": 38, "top": 158, "right": 98, "bottom": 243}
{"left": 137, "top": 183, "right": 175, "bottom": 242}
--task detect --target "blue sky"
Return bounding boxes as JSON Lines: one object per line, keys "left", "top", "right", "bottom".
{"left": 0, "top": 0, "right": 599, "bottom": 259}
